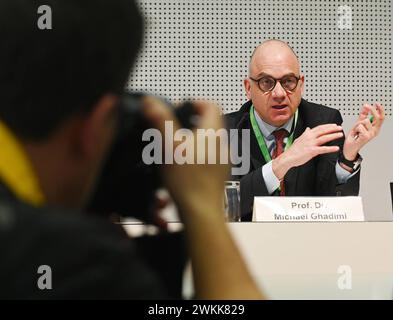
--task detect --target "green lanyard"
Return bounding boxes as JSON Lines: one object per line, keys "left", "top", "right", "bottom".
{"left": 249, "top": 105, "right": 298, "bottom": 163}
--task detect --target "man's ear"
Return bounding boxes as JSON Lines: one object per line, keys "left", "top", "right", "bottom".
{"left": 77, "top": 94, "right": 119, "bottom": 159}
{"left": 244, "top": 78, "right": 252, "bottom": 100}
{"left": 300, "top": 74, "right": 305, "bottom": 95}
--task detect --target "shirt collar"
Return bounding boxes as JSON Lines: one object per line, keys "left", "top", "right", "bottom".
{"left": 253, "top": 107, "right": 294, "bottom": 139}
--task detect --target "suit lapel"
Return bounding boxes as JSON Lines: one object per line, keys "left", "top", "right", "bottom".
{"left": 234, "top": 103, "right": 268, "bottom": 172}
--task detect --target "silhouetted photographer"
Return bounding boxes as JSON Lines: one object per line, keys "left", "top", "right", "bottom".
{"left": 0, "top": 0, "right": 262, "bottom": 299}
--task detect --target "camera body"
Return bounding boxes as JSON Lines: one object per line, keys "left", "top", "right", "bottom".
{"left": 87, "top": 92, "right": 196, "bottom": 223}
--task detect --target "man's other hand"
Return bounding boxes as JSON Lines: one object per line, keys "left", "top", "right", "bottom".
{"left": 343, "top": 103, "right": 385, "bottom": 161}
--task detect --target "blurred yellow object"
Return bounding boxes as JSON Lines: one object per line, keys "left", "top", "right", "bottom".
{"left": 0, "top": 121, "right": 45, "bottom": 206}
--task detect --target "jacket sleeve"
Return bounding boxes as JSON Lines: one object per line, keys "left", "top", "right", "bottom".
{"left": 237, "top": 168, "right": 271, "bottom": 221}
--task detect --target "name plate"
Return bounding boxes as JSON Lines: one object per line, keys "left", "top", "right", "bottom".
{"left": 252, "top": 196, "right": 365, "bottom": 222}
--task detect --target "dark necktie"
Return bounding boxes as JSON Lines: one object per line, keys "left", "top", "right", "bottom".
{"left": 272, "top": 129, "right": 289, "bottom": 196}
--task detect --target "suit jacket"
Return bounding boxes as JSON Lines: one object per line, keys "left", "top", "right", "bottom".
{"left": 225, "top": 99, "right": 360, "bottom": 221}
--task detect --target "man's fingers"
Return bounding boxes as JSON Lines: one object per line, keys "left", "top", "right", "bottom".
{"left": 316, "top": 131, "right": 344, "bottom": 145}
{"left": 370, "top": 103, "right": 385, "bottom": 128}
{"left": 311, "top": 123, "right": 343, "bottom": 137}
{"left": 349, "top": 117, "right": 373, "bottom": 139}
{"left": 142, "top": 96, "right": 181, "bottom": 133}
{"left": 349, "top": 122, "right": 370, "bottom": 142}
{"left": 143, "top": 98, "right": 223, "bottom": 133}
{"left": 358, "top": 103, "right": 372, "bottom": 121}
{"left": 375, "top": 103, "right": 386, "bottom": 121}
{"left": 316, "top": 145, "right": 340, "bottom": 155}
{"left": 193, "top": 101, "right": 224, "bottom": 131}
{"left": 356, "top": 122, "right": 370, "bottom": 139}
{"left": 359, "top": 118, "right": 373, "bottom": 131}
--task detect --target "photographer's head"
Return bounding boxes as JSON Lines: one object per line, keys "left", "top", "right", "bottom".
{"left": 0, "top": 0, "right": 143, "bottom": 208}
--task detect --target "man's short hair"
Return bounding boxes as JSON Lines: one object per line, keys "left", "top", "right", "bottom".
{"left": 0, "top": 0, "right": 143, "bottom": 141}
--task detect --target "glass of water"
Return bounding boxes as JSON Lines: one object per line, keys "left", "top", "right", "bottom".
{"left": 224, "top": 181, "right": 241, "bottom": 222}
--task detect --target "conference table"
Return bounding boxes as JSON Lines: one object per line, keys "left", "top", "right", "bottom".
{"left": 123, "top": 221, "right": 393, "bottom": 299}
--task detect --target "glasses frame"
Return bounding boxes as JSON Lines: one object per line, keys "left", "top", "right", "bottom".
{"left": 249, "top": 74, "right": 301, "bottom": 93}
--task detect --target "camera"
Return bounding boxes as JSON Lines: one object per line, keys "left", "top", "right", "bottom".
{"left": 87, "top": 92, "right": 197, "bottom": 223}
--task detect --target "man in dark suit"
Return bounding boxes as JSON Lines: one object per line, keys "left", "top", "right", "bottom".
{"left": 225, "top": 40, "right": 385, "bottom": 220}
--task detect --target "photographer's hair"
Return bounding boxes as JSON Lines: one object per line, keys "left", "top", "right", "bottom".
{"left": 0, "top": 0, "right": 143, "bottom": 141}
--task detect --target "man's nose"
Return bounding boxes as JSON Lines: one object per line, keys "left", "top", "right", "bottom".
{"left": 271, "top": 81, "right": 286, "bottom": 99}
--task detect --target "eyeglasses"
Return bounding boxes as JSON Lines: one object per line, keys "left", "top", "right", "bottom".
{"left": 249, "top": 75, "right": 301, "bottom": 93}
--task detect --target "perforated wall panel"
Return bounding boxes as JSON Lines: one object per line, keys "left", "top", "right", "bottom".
{"left": 128, "top": 0, "right": 392, "bottom": 117}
